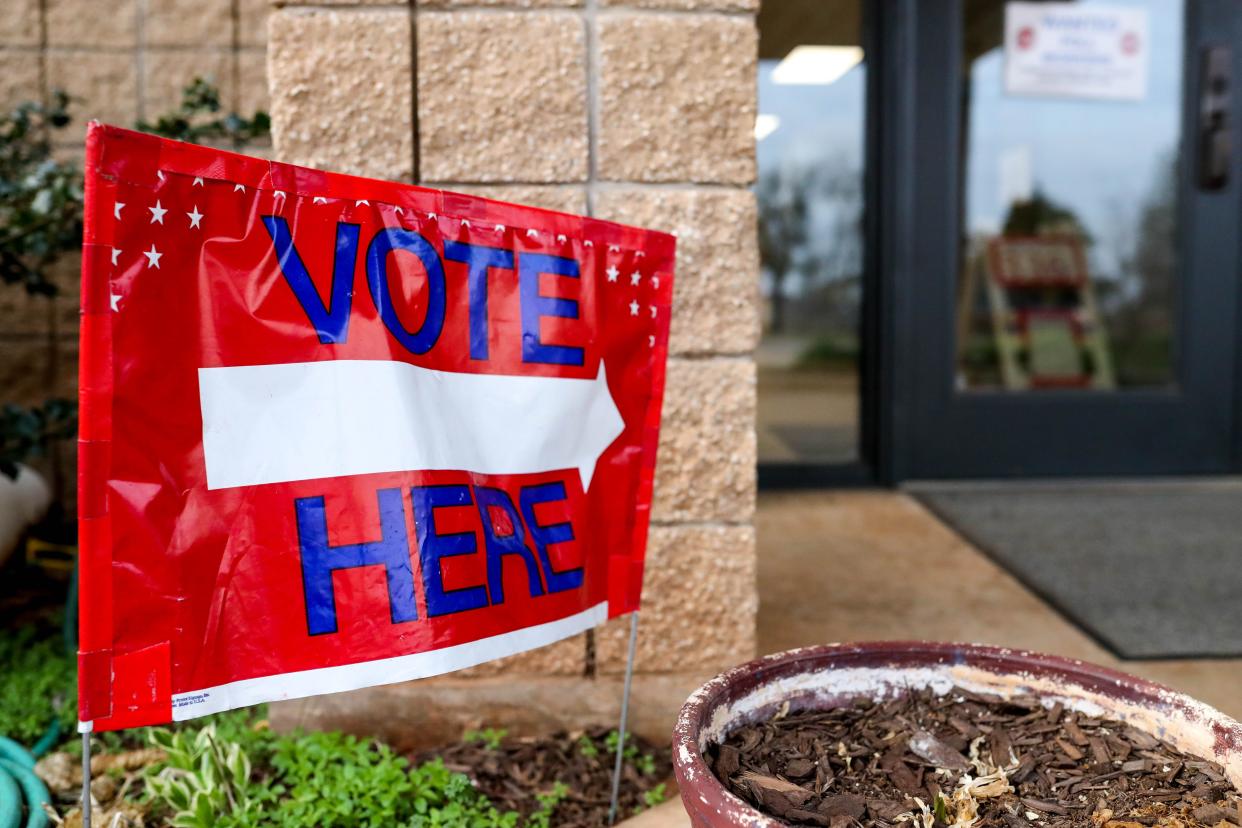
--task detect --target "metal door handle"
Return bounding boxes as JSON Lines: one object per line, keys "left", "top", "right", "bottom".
{"left": 1199, "top": 45, "right": 1231, "bottom": 191}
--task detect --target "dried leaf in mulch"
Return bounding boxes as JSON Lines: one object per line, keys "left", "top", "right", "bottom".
{"left": 415, "top": 726, "right": 672, "bottom": 826}
{"left": 707, "top": 687, "right": 1242, "bottom": 828}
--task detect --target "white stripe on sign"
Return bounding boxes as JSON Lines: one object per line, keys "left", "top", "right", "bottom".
{"left": 170, "top": 601, "right": 608, "bottom": 721}
{"left": 198, "top": 359, "right": 625, "bottom": 491}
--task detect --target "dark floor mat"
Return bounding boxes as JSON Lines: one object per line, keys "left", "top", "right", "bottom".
{"left": 911, "top": 480, "right": 1242, "bottom": 660}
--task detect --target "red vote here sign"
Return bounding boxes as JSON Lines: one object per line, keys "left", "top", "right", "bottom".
{"left": 77, "top": 125, "right": 675, "bottom": 731}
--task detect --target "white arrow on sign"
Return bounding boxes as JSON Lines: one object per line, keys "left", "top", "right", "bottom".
{"left": 198, "top": 359, "right": 626, "bottom": 491}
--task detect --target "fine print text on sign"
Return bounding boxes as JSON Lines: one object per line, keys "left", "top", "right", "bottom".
{"left": 1004, "top": 2, "right": 1149, "bottom": 102}
{"left": 77, "top": 125, "right": 675, "bottom": 731}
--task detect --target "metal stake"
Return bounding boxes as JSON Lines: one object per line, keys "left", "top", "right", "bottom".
{"left": 607, "top": 611, "right": 640, "bottom": 826}
{"left": 81, "top": 727, "right": 92, "bottom": 828}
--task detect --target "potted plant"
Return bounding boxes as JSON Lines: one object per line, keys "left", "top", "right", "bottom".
{"left": 672, "top": 642, "right": 1242, "bottom": 827}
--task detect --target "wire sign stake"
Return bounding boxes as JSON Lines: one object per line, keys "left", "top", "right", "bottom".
{"left": 81, "top": 728, "right": 92, "bottom": 828}
{"left": 608, "top": 611, "right": 641, "bottom": 825}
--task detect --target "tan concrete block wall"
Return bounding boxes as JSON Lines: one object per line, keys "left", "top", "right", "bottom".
{"left": 0, "top": 0, "right": 41, "bottom": 47}
{"left": 267, "top": 8, "right": 413, "bottom": 180}
{"left": 0, "top": 0, "right": 271, "bottom": 153}
{"left": 597, "top": 525, "right": 758, "bottom": 674}
{"left": 652, "top": 359, "right": 757, "bottom": 523}
{"left": 417, "top": 11, "right": 588, "bottom": 183}
{"left": 597, "top": 14, "right": 756, "bottom": 184}
{"left": 266, "top": 0, "right": 759, "bottom": 707}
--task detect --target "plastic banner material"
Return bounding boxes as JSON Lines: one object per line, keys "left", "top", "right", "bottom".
{"left": 77, "top": 124, "right": 675, "bottom": 731}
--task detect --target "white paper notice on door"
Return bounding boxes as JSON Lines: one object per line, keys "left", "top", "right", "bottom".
{"left": 1003, "top": 2, "right": 1149, "bottom": 101}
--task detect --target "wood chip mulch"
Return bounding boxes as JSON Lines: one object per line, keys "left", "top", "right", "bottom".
{"left": 415, "top": 726, "right": 672, "bottom": 826}
{"left": 708, "top": 687, "right": 1242, "bottom": 828}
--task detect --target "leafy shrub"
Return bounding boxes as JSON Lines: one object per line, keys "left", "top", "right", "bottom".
{"left": 0, "top": 91, "right": 81, "bottom": 298}
{"left": 136, "top": 78, "right": 270, "bottom": 148}
{"left": 0, "top": 399, "right": 76, "bottom": 478}
{"left": 0, "top": 91, "right": 82, "bottom": 480}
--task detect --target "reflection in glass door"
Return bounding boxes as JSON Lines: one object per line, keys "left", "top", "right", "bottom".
{"left": 956, "top": 0, "right": 1183, "bottom": 392}
{"left": 755, "top": 0, "right": 867, "bottom": 469}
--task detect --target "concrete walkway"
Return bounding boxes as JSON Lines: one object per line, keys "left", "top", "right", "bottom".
{"left": 757, "top": 490, "right": 1242, "bottom": 719}
{"left": 623, "top": 489, "right": 1242, "bottom": 827}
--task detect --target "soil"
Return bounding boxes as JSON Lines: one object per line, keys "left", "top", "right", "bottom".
{"left": 708, "top": 687, "right": 1242, "bottom": 828}
{"left": 416, "top": 726, "right": 674, "bottom": 826}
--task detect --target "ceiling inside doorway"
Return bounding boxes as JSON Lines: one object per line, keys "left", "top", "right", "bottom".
{"left": 758, "top": 0, "right": 862, "bottom": 60}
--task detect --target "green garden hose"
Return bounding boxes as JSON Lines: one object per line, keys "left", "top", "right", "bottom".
{"left": 0, "top": 742, "right": 31, "bottom": 773}
{"left": 0, "top": 762, "right": 20, "bottom": 828}
{"left": 0, "top": 758, "right": 49, "bottom": 828}
{"left": 0, "top": 559, "right": 78, "bottom": 828}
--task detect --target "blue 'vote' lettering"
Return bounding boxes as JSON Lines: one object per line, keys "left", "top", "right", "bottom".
{"left": 262, "top": 217, "right": 581, "bottom": 366}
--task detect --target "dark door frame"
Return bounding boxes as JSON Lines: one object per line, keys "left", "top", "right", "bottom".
{"left": 869, "top": 0, "right": 1242, "bottom": 484}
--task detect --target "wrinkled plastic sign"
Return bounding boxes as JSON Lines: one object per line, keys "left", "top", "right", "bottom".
{"left": 77, "top": 125, "right": 674, "bottom": 731}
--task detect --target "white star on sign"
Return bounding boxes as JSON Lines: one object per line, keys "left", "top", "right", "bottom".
{"left": 629, "top": 300, "right": 639, "bottom": 316}
{"left": 652, "top": 275, "right": 660, "bottom": 289}
{"left": 494, "top": 224, "right": 506, "bottom": 233}
{"left": 356, "top": 199, "right": 370, "bottom": 206}
{"left": 113, "top": 202, "right": 124, "bottom": 220}
{"left": 526, "top": 229, "right": 539, "bottom": 238}
{"left": 313, "top": 196, "right": 328, "bottom": 205}
{"left": 110, "top": 247, "right": 120, "bottom": 266}
{"left": 557, "top": 234, "right": 567, "bottom": 244}
{"left": 427, "top": 212, "right": 436, "bottom": 220}
{"left": 187, "top": 205, "right": 203, "bottom": 229}
{"left": 608, "top": 245, "right": 620, "bottom": 253}
{"left": 143, "top": 244, "right": 163, "bottom": 268}
{"left": 630, "top": 271, "right": 642, "bottom": 286}
{"left": 649, "top": 305, "right": 657, "bottom": 319}
{"left": 148, "top": 200, "right": 167, "bottom": 224}
{"left": 193, "top": 176, "right": 205, "bottom": 187}
{"left": 157, "top": 170, "right": 166, "bottom": 182}
{"left": 234, "top": 183, "right": 246, "bottom": 193}
{"left": 606, "top": 266, "right": 619, "bottom": 283}
{"left": 461, "top": 219, "right": 471, "bottom": 228}
{"left": 584, "top": 240, "right": 594, "bottom": 248}
{"left": 110, "top": 292, "right": 121, "bottom": 312}
{"left": 649, "top": 334, "right": 655, "bottom": 347}
{"left": 273, "top": 190, "right": 287, "bottom": 201}
{"left": 394, "top": 206, "right": 404, "bottom": 215}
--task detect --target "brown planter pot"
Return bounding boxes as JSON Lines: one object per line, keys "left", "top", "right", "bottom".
{"left": 672, "top": 642, "right": 1242, "bottom": 827}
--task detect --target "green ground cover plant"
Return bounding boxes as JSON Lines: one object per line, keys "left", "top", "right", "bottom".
{"left": 144, "top": 723, "right": 525, "bottom": 828}
{"left": 0, "top": 625, "right": 75, "bottom": 744}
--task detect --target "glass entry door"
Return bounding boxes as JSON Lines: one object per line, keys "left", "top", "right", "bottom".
{"left": 882, "top": 0, "right": 1242, "bottom": 478}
